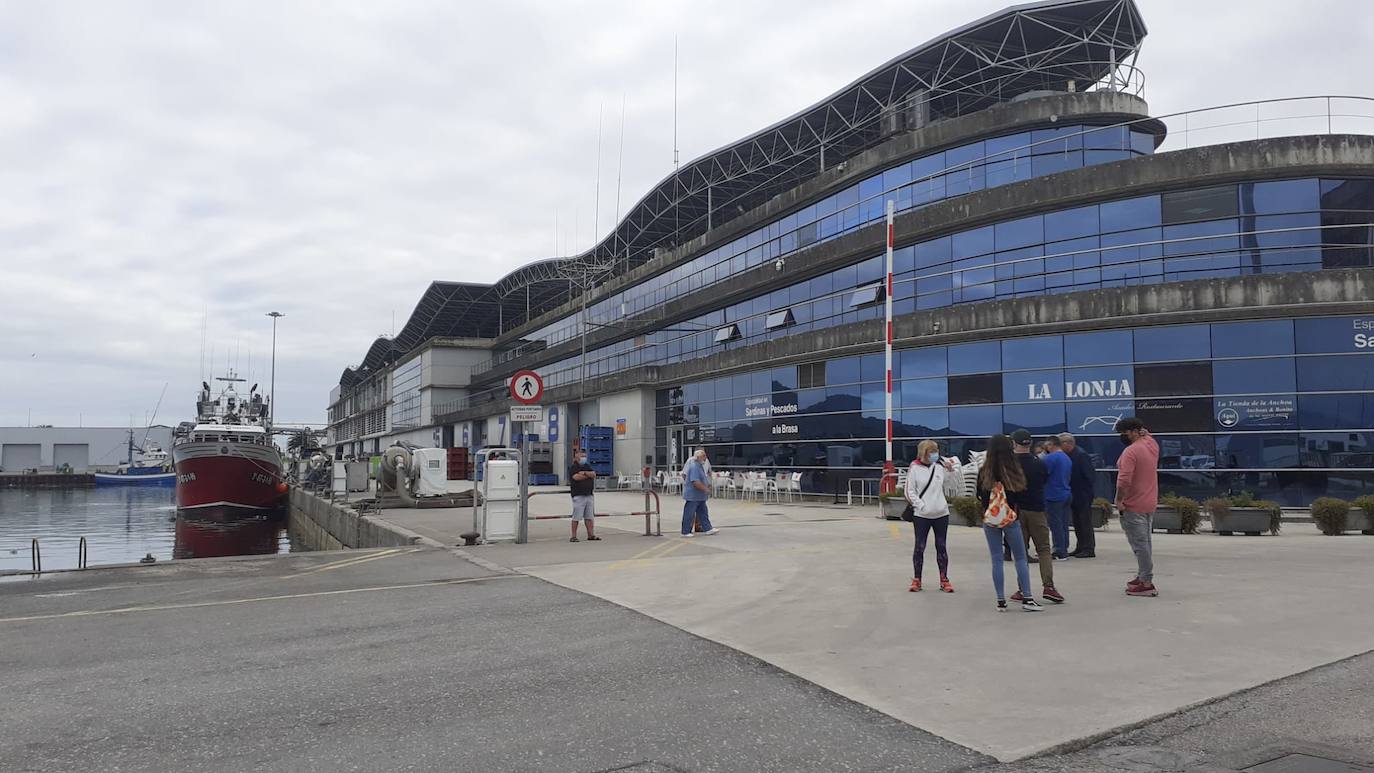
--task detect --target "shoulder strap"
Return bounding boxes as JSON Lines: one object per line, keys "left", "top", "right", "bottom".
{"left": 918, "top": 464, "right": 938, "bottom": 499}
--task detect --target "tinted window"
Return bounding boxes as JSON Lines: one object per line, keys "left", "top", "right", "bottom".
{"left": 1065, "top": 399, "right": 1135, "bottom": 435}
{"left": 1299, "top": 432, "right": 1374, "bottom": 468}
{"left": 1212, "top": 320, "right": 1295, "bottom": 357}
{"left": 1099, "top": 195, "right": 1160, "bottom": 233}
{"left": 1002, "top": 335, "right": 1062, "bottom": 369}
{"left": 899, "top": 347, "right": 946, "bottom": 378}
{"left": 1215, "top": 433, "right": 1300, "bottom": 469}
{"left": 1214, "top": 395, "right": 1297, "bottom": 430}
{"left": 1003, "top": 369, "right": 1063, "bottom": 403}
{"left": 949, "top": 405, "right": 1002, "bottom": 437}
{"left": 948, "top": 341, "right": 1000, "bottom": 375}
{"left": 994, "top": 215, "right": 1044, "bottom": 250}
{"left": 901, "top": 408, "right": 950, "bottom": 436}
{"left": 828, "top": 356, "right": 860, "bottom": 385}
{"left": 1213, "top": 358, "right": 1296, "bottom": 395}
{"left": 1135, "top": 362, "right": 1212, "bottom": 397}
{"left": 1135, "top": 397, "right": 1213, "bottom": 432}
{"left": 1063, "top": 365, "right": 1134, "bottom": 400}
{"left": 1044, "top": 204, "right": 1099, "bottom": 241}
{"left": 1239, "top": 178, "right": 1320, "bottom": 215}
{"left": 1161, "top": 186, "right": 1238, "bottom": 224}
{"left": 1003, "top": 403, "right": 1067, "bottom": 436}
{"left": 900, "top": 377, "right": 947, "bottom": 408}
{"left": 1294, "top": 316, "right": 1374, "bottom": 354}
{"left": 948, "top": 373, "right": 1002, "bottom": 405}
{"left": 1298, "top": 394, "right": 1374, "bottom": 430}
{"left": 1134, "top": 325, "right": 1211, "bottom": 362}
{"left": 1064, "top": 329, "right": 1133, "bottom": 365}
{"left": 1297, "top": 354, "right": 1374, "bottom": 392}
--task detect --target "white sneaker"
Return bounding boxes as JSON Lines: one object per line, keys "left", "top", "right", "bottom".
{"left": 682, "top": 532, "right": 695, "bottom": 538}
{"left": 705, "top": 528, "right": 720, "bottom": 535}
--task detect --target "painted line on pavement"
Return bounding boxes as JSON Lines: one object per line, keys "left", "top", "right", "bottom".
{"left": 605, "top": 538, "right": 686, "bottom": 570}
{"left": 889, "top": 523, "right": 902, "bottom": 540}
{"left": 283, "top": 548, "right": 414, "bottom": 578}
{"left": 0, "top": 574, "right": 527, "bottom": 624}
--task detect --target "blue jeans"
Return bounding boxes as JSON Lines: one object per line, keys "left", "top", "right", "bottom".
{"left": 983, "top": 522, "right": 1031, "bottom": 600}
{"left": 682, "top": 499, "right": 713, "bottom": 535}
{"left": 1046, "top": 499, "right": 1072, "bottom": 558}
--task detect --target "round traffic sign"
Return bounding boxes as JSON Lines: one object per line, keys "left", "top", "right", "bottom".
{"left": 510, "top": 370, "right": 544, "bottom": 404}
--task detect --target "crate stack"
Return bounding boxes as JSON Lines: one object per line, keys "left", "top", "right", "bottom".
{"left": 446, "top": 447, "right": 473, "bottom": 480}
{"left": 526, "top": 441, "right": 556, "bottom": 485}
{"left": 579, "top": 425, "right": 614, "bottom": 489}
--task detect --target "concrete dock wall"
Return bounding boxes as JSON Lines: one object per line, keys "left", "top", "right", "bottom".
{"left": 288, "top": 489, "right": 424, "bottom": 551}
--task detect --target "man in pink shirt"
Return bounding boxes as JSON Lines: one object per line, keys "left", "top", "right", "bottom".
{"left": 1114, "top": 418, "right": 1160, "bottom": 597}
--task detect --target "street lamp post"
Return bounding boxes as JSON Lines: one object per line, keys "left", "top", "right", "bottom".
{"left": 266, "top": 312, "right": 284, "bottom": 429}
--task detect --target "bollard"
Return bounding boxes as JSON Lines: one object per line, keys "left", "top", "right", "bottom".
{"left": 77, "top": 537, "right": 88, "bottom": 570}
{"left": 31, "top": 538, "right": 41, "bottom": 573}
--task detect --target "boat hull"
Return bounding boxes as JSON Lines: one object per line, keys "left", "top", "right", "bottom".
{"left": 173, "top": 441, "right": 284, "bottom": 511}
{"left": 94, "top": 472, "right": 176, "bottom": 486}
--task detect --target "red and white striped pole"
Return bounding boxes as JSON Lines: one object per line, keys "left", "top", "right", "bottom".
{"left": 882, "top": 199, "right": 896, "bottom": 495}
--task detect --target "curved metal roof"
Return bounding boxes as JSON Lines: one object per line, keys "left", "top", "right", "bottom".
{"left": 339, "top": 0, "right": 1147, "bottom": 385}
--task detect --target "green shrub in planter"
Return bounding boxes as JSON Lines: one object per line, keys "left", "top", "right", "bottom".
{"left": 1204, "top": 497, "right": 1231, "bottom": 521}
{"left": 1159, "top": 494, "right": 1202, "bottom": 534}
{"left": 1091, "top": 497, "right": 1114, "bottom": 528}
{"left": 878, "top": 488, "right": 908, "bottom": 520}
{"left": 1354, "top": 495, "right": 1374, "bottom": 521}
{"left": 1311, "top": 497, "right": 1350, "bottom": 535}
{"left": 878, "top": 488, "right": 906, "bottom": 502}
{"left": 1229, "top": 490, "right": 1257, "bottom": 507}
{"left": 1255, "top": 499, "right": 1283, "bottom": 535}
{"left": 949, "top": 495, "right": 982, "bottom": 527}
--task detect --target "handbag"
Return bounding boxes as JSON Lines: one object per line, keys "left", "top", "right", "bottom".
{"left": 900, "top": 464, "right": 939, "bottom": 522}
{"left": 982, "top": 481, "right": 1018, "bottom": 528}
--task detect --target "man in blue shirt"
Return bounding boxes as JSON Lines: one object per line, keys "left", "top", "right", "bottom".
{"left": 681, "top": 449, "right": 719, "bottom": 537}
{"left": 1042, "top": 435, "right": 1073, "bottom": 560}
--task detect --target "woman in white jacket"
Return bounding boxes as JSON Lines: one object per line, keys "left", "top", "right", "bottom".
{"left": 905, "top": 439, "right": 962, "bottom": 593}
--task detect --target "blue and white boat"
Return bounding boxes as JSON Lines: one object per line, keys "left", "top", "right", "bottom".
{"left": 94, "top": 433, "right": 176, "bottom": 486}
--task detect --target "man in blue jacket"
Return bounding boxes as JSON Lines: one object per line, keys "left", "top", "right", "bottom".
{"left": 1059, "top": 432, "right": 1098, "bottom": 558}
{"left": 1042, "top": 435, "right": 1073, "bottom": 560}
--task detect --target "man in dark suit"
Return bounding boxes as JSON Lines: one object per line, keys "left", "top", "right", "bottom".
{"left": 1059, "top": 432, "right": 1097, "bottom": 558}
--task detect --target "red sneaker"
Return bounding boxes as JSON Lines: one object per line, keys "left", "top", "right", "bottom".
{"left": 909, "top": 578, "right": 922, "bottom": 592}
{"left": 1126, "top": 582, "right": 1159, "bottom": 597}
{"left": 940, "top": 578, "right": 954, "bottom": 593}
{"left": 1009, "top": 591, "right": 1027, "bottom": 602}
{"left": 1126, "top": 577, "right": 1143, "bottom": 592}
{"left": 1043, "top": 586, "right": 1065, "bottom": 604}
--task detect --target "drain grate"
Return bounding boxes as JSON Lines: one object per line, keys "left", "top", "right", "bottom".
{"left": 1244, "top": 753, "right": 1374, "bottom": 772}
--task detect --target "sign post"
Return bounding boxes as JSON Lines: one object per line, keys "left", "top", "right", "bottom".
{"left": 509, "top": 371, "right": 544, "bottom": 544}
{"left": 882, "top": 199, "right": 897, "bottom": 496}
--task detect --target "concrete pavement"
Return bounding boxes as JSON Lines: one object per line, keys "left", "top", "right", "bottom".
{"left": 0, "top": 546, "right": 989, "bottom": 773}
{"left": 391, "top": 491, "right": 1374, "bottom": 762}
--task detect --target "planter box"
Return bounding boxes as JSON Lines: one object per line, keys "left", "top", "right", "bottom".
{"left": 1210, "top": 508, "right": 1274, "bottom": 536}
{"left": 878, "top": 498, "right": 908, "bottom": 520}
{"left": 1151, "top": 507, "right": 1183, "bottom": 533}
{"left": 1312, "top": 510, "right": 1374, "bottom": 535}
{"left": 1091, "top": 505, "right": 1110, "bottom": 530}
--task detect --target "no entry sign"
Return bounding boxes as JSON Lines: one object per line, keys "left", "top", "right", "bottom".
{"left": 510, "top": 370, "right": 544, "bottom": 404}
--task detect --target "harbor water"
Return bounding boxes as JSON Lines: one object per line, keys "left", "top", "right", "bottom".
{"left": 0, "top": 486, "right": 295, "bottom": 575}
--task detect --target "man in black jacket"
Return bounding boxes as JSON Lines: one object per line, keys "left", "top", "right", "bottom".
{"left": 1059, "top": 432, "right": 1097, "bottom": 558}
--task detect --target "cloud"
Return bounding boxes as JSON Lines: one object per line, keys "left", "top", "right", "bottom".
{"left": 0, "top": 0, "right": 1369, "bottom": 427}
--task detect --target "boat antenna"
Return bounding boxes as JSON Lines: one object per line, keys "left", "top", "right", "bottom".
{"left": 140, "top": 382, "right": 168, "bottom": 451}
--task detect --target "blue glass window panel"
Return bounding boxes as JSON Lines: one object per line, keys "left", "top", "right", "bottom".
{"left": 825, "top": 385, "right": 861, "bottom": 412}
{"left": 1134, "top": 324, "right": 1211, "bottom": 362}
{"left": 1084, "top": 149, "right": 1130, "bottom": 166}
{"left": 917, "top": 289, "right": 953, "bottom": 310}
{"left": 1298, "top": 431, "right": 1374, "bottom": 468}
{"left": 882, "top": 162, "right": 912, "bottom": 191}
{"left": 1032, "top": 150, "right": 1081, "bottom": 177}
{"left": 914, "top": 236, "right": 952, "bottom": 270}
{"left": 1033, "top": 125, "right": 1085, "bottom": 151}
{"left": 1064, "top": 329, "right": 1133, "bottom": 365}
{"left": 828, "top": 356, "right": 861, "bottom": 386}
{"left": 1215, "top": 433, "right": 1300, "bottom": 469}
{"left": 995, "top": 215, "right": 1044, "bottom": 250}
{"left": 1101, "top": 226, "right": 1162, "bottom": 265}
{"left": 1003, "top": 368, "right": 1064, "bottom": 402}
{"left": 858, "top": 173, "right": 884, "bottom": 200}
{"left": 1002, "top": 336, "right": 1063, "bottom": 370}
{"left": 1065, "top": 399, "right": 1136, "bottom": 435}
{"left": 899, "top": 347, "right": 946, "bottom": 378}
{"left": 859, "top": 353, "right": 885, "bottom": 383}
{"left": 1297, "top": 354, "right": 1374, "bottom": 391}
{"left": 1083, "top": 125, "right": 1129, "bottom": 150}
{"left": 1152, "top": 435, "right": 1217, "bottom": 470}
{"left": 771, "top": 366, "right": 797, "bottom": 392}
{"left": 1003, "top": 403, "right": 1067, "bottom": 436}
{"left": 1063, "top": 365, "right": 1135, "bottom": 400}
{"left": 1162, "top": 220, "right": 1241, "bottom": 279}
{"left": 1131, "top": 130, "right": 1155, "bottom": 155}
{"left": 900, "top": 377, "right": 947, "bottom": 408}
{"left": 985, "top": 157, "right": 1033, "bottom": 188}
{"left": 861, "top": 383, "right": 886, "bottom": 418}
{"left": 1298, "top": 394, "right": 1374, "bottom": 429}
{"left": 1239, "top": 178, "right": 1320, "bottom": 215}
{"left": 944, "top": 148, "right": 986, "bottom": 196}
{"left": 1045, "top": 205, "right": 1099, "bottom": 240}
{"left": 1295, "top": 316, "right": 1374, "bottom": 353}
{"left": 1211, "top": 320, "right": 1295, "bottom": 357}
{"left": 1162, "top": 186, "right": 1238, "bottom": 224}
{"left": 901, "top": 408, "right": 950, "bottom": 436}
{"left": 1220, "top": 356, "right": 1291, "bottom": 392}
{"left": 985, "top": 131, "right": 1029, "bottom": 155}
{"left": 1247, "top": 213, "right": 1323, "bottom": 271}
{"left": 894, "top": 245, "right": 915, "bottom": 275}
{"left": 953, "top": 226, "right": 994, "bottom": 260}
{"left": 1213, "top": 395, "right": 1298, "bottom": 430}
{"left": 948, "top": 341, "right": 1000, "bottom": 375}
{"left": 1099, "top": 195, "right": 1161, "bottom": 233}
{"left": 835, "top": 184, "right": 860, "bottom": 209}
{"left": 949, "top": 405, "right": 1002, "bottom": 437}
{"left": 955, "top": 269, "right": 995, "bottom": 302}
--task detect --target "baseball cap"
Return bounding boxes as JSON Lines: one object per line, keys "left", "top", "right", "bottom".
{"left": 1010, "top": 429, "right": 1033, "bottom": 446}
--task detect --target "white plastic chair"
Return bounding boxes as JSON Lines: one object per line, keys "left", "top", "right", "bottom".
{"left": 666, "top": 473, "right": 684, "bottom": 495}
{"left": 778, "top": 472, "right": 802, "bottom": 501}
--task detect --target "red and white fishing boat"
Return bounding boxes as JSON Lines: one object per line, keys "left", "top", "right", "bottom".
{"left": 172, "top": 371, "right": 285, "bottom": 513}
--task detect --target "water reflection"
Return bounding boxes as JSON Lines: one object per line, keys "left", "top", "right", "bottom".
{"left": 174, "top": 513, "right": 282, "bottom": 559}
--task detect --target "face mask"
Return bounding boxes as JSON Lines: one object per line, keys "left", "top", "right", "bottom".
{"left": 927, "top": 452, "right": 940, "bottom": 464}
{"left": 1119, "top": 433, "right": 1132, "bottom": 446}
{"left": 578, "top": 456, "right": 587, "bottom": 464}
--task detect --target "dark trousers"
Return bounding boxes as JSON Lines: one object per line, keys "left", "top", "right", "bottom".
{"left": 1071, "top": 497, "right": 1096, "bottom": 553}
{"left": 912, "top": 515, "right": 950, "bottom": 579}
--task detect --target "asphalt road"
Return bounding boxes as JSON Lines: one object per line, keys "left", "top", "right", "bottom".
{"left": 0, "top": 548, "right": 990, "bottom": 773}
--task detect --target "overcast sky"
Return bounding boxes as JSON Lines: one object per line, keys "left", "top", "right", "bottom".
{"left": 1, "top": 0, "right": 1371, "bottom": 429}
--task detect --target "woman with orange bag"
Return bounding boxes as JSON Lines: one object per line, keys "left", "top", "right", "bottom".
{"left": 976, "top": 434, "right": 1043, "bottom": 613}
